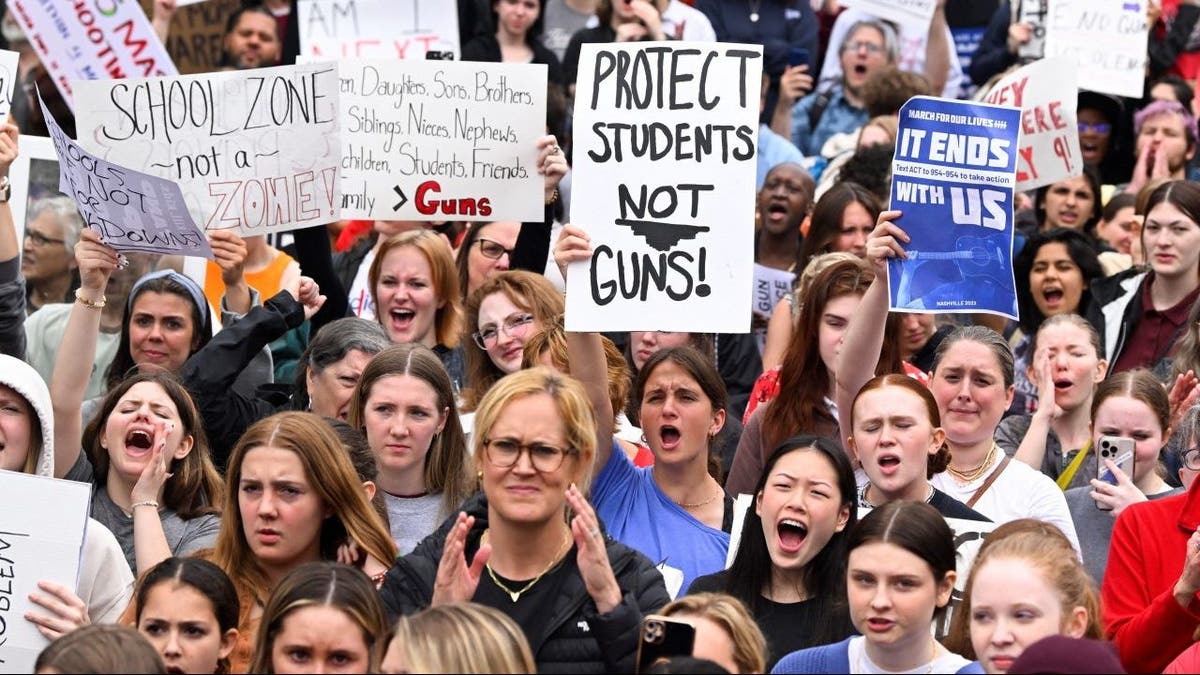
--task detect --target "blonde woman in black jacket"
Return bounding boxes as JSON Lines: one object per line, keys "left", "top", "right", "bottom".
{"left": 379, "top": 364, "right": 669, "bottom": 673}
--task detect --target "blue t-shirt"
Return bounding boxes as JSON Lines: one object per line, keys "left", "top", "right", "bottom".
{"left": 592, "top": 442, "right": 729, "bottom": 594}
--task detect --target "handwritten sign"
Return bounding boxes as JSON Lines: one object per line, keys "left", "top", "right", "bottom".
{"left": 40, "top": 94, "right": 212, "bottom": 259}
{"left": 0, "top": 471, "right": 91, "bottom": 672}
{"left": 10, "top": 0, "right": 177, "bottom": 110}
{"left": 1044, "top": 0, "right": 1147, "bottom": 99}
{"left": 565, "top": 42, "right": 762, "bottom": 333}
{"left": 155, "top": 0, "right": 240, "bottom": 75}
{"left": 336, "top": 59, "right": 546, "bottom": 221}
{"left": 752, "top": 264, "right": 794, "bottom": 317}
{"left": 72, "top": 63, "right": 341, "bottom": 237}
{"left": 983, "top": 58, "right": 1081, "bottom": 192}
{"left": 298, "top": 0, "right": 460, "bottom": 59}
{"left": 888, "top": 96, "right": 1021, "bottom": 320}
{"left": 838, "top": 0, "right": 937, "bottom": 30}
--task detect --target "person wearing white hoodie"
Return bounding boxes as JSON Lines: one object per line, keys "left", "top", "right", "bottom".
{"left": 0, "top": 353, "right": 133, "bottom": 638}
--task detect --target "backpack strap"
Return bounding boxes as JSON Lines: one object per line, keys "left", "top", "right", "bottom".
{"left": 808, "top": 90, "right": 833, "bottom": 131}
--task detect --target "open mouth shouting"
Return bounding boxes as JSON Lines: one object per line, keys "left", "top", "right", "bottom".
{"left": 876, "top": 452, "right": 901, "bottom": 477}
{"left": 388, "top": 308, "right": 415, "bottom": 334}
{"left": 1040, "top": 285, "right": 1065, "bottom": 311}
{"left": 125, "top": 427, "right": 155, "bottom": 456}
{"left": 658, "top": 424, "right": 682, "bottom": 451}
{"left": 777, "top": 518, "right": 809, "bottom": 554}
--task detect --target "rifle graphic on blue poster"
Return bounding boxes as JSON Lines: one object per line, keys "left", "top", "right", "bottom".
{"left": 887, "top": 96, "right": 1022, "bottom": 320}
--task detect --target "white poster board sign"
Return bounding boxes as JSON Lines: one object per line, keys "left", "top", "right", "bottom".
{"left": 983, "top": 58, "right": 1081, "bottom": 192}
{"left": 336, "top": 59, "right": 546, "bottom": 221}
{"left": 0, "top": 50, "right": 18, "bottom": 120}
{"left": 752, "top": 264, "right": 795, "bottom": 318}
{"left": 72, "top": 63, "right": 341, "bottom": 237}
{"left": 0, "top": 471, "right": 91, "bottom": 673}
{"left": 565, "top": 42, "right": 761, "bottom": 333}
{"left": 1044, "top": 0, "right": 1147, "bottom": 99}
{"left": 40, "top": 95, "right": 212, "bottom": 258}
{"left": 839, "top": 0, "right": 936, "bottom": 30}
{"left": 298, "top": 0, "right": 460, "bottom": 59}
{"left": 9, "top": 0, "right": 177, "bottom": 110}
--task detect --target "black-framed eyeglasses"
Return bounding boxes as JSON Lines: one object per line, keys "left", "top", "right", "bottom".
{"left": 477, "top": 238, "right": 515, "bottom": 260}
{"left": 25, "top": 230, "right": 65, "bottom": 247}
{"left": 1181, "top": 447, "right": 1200, "bottom": 471}
{"left": 841, "top": 40, "right": 884, "bottom": 54}
{"left": 483, "top": 437, "right": 574, "bottom": 472}
{"left": 472, "top": 313, "right": 535, "bottom": 350}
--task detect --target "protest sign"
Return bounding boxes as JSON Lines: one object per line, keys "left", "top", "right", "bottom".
{"left": 148, "top": 0, "right": 239, "bottom": 75}
{"left": 887, "top": 96, "right": 1021, "bottom": 320}
{"left": 0, "top": 50, "right": 18, "bottom": 120}
{"left": 838, "top": 0, "right": 936, "bottom": 30}
{"left": 298, "top": 0, "right": 460, "bottom": 59}
{"left": 336, "top": 58, "right": 546, "bottom": 222}
{"left": 7, "top": 136, "right": 66, "bottom": 251}
{"left": 752, "top": 264, "right": 795, "bottom": 319}
{"left": 0, "top": 471, "right": 91, "bottom": 673}
{"left": 1017, "top": 0, "right": 1048, "bottom": 60}
{"left": 72, "top": 63, "right": 341, "bottom": 237}
{"left": 40, "top": 94, "right": 213, "bottom": 259}
{"left": 983, "top": 58, "right": 1080, "bottom": 192}
{"left": 10, "top": 0, "right": 177, "bottom": 110}
{"left": 1044, "top": 0, "right": 1147, "bottom": 99}
{"left": 565, "top": 42, "right": 762, "bottom": 333}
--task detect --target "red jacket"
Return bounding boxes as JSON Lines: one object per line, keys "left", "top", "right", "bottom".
{"left": 1103, "top": 480, "right": 1200, "bottom": 673}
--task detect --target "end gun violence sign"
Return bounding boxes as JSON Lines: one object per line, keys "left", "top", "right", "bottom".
{"left": 336, "top": 58, "right": 547, "bottom": 222}
{"left": 71, "top": 63, "right": 341, "bottom": 237}
{"left": 565, "top": 42, "right": 762, "bottom": 333}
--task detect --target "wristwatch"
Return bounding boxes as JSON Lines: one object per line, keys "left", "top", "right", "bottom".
{"left": 0, "top": 176, "right": 11, "bottom": 204}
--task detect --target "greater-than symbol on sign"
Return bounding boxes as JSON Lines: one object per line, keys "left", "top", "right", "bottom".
{"left": 393, "top": 186, "right": 408, "bottom": 212}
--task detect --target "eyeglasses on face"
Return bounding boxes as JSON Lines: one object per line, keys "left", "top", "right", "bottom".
{"left": 472, "top": 312, "right": 535, "bottom": 350}
{"left": 25, "top": 230, "right": 65, "bottom": 247}
{"left": 842, "top": 40, "right": 884, "bottom": 55}
{"left": 1181, "top": 447, "right": 1200, "bottom": 472}
{"left": 477, "top": 238, "right": 515, "bottom": 260}
{"left": 483, "top": 437, "right": 574, "bottom": 472}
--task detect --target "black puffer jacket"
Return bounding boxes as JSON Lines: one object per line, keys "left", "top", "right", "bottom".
{"left": 379, "top": 494, "right": 670, "bottom": 674}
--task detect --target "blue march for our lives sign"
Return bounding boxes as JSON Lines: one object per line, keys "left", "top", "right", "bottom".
{"left": 887, "top": 96, "right": 1022, "bottom": 320}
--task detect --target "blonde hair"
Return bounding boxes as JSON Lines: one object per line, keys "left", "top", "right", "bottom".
{"left": 660, "top": 593, "right": 767, "bottom": 674}
{"left": 212, "top": 413, "right": 397, "bottom": 611}
{"left": 521, "top": 317, "right": 631, "bottom": 428}
{"left": 369, "top": 229, "right": 464, "bottom": 348}
{"left": 944, "top": 519, "right": 1102, "bottom": 658}
{"left": 249, "top": 562, "right": 387, "bottom": 674}
{"left": 387, "top": 603, "right": 535, "bottom": 673}
{"left": 472, "top": 367, "right": 598, "bottom": 494}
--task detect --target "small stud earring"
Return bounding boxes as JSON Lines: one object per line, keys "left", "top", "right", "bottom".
{"left": 477, "top": 471, "right": 483, "bottom": 481}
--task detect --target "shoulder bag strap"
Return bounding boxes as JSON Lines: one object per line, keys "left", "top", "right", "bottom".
{"left": 966, "top": 456, "right": 1011, "bottom": 509}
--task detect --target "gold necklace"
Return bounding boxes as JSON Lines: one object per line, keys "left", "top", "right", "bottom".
{"left": 483, "top": 530, "right": 571, "bottom": 603}
{"left": 945, "top": 443, "right": 997, "bottom": 483}
{"left": 677, "top": 491, "right": 720, "bottom": 509}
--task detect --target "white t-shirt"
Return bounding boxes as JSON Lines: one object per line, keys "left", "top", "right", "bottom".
{"left": 347, "top": 248, "right": 377, "bottom": 318}
{"left": 931, "top": 450, "right": 1081, "bottom": 556}
{"left": 847, "top": 636, "right": 973, "bottom": 674}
